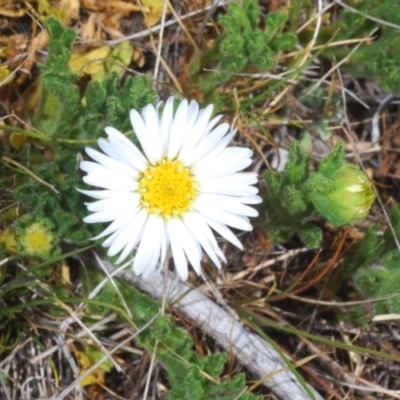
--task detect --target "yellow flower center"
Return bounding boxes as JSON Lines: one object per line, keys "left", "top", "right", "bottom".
{"left": 21, "top": 223, "right": 53, "bottom": 256}
{"left": 139, "top": 159, "right": 197, "bottom": 218}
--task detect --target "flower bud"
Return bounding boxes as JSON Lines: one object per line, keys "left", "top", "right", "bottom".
{"left": 17, "top": 217, "right": 57, "bottom": 258}
{"left": 307, "top": 164, "right": 375, "bottom": 226}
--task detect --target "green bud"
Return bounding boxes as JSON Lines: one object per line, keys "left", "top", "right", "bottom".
{"left": 16, "top": 215, "right": 59, "bottom": 259}
{"left": 307, "top": 164, "right": 375, "bottom": 226}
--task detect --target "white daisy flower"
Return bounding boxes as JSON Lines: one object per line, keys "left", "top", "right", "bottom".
{"left": 79, "top": 97, "right": 262, "bottom": 280}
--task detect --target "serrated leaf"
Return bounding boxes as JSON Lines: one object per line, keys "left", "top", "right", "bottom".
{"left": 285, "top": 141, "right": 308, "bottom": 184}
{"left": 319, "top": 141, "right": 345, "bottom": 179}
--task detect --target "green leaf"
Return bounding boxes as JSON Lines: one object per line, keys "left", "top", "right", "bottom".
{"left": 285, "top": 141, "right": 308, "bottom": 184}
{"left": 319, "top": 141, "right": 345, "bottom": 179}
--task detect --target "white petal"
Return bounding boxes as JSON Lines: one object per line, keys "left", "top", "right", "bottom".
{"left": 204, "top": 114, "right": 224, "bottom": 136}
{"left": 133, "top": 215, "right": 164, "bottom": 276}
{"left": 185, "top": 100, "right": 200, "bottom": 132}
{"left": 81, "top": 161, "right": 134, "bottom": 179}
{"left": 159, "top": 97, "right": 174, "bottom": 153}
{"left": 80, "top": 161, "right": 101, "bottom": 174}
{"left": 201, "top": 183, "right": 258, "bottom": 196}
{"left": 102, "top": 208, "right": 146, "bottom": 247}
{"left": 104, "top": 127, "right": 148, "bottom": 171}
{"left": 167, "top": 219, "right": 189, "bottom": 280}
{"left": 183, "top": 213, "right": 225, "bottom": 268}
{"left": 179, "top": 114, "right": 222, "bottom": 158}
{"left": 168, "top": 219, "right": 202, "bottom": 276}
{"left": 196, "top": 193, "right": 259, "bottom": 217}
{"left": 83, "top": 208, "right": 124, "bottom": 223}
{"left": 92, "top": 207, "right": 140, "bottom": 241}
{"left": 115, "top": 210, "right": 149, "bottom": 263}
{"left": 200, "top": 172, "right": 258, "bottom": 192}
{"left": 157, "top": 231, "right": 170, "bottom": 272}
{"left": 97, "top": 138, "right": 127, "bottom": 165}
{"left": 194, "top": 154, "right": 252, "bottom": 180}
{"left": 80, "top": 161, "right": 139, "bottom": 182}
{"left": 181, "top": 123, "right": 230, "bottom": 165}
{"left": 194, "top": 202, "right": 253, "bottom": 231}
{"left": 78, "top": 188, "right": 124, "bottom": 200}
{"left": 86, "top": 193, "right": 139, "bottom": 212}
{"left": 84, "top": 148, "right": 137, "bottom": 176}
{"left": 177, "top": 104, "right": 214, "bottom": 158}
{"left": 221, "top": 147, "right": 253, "bottom": 158}
{"left": 83, "top": 173, "right": 138, "bottom": 191}
{"left": 141, "top": 104, "right": 163, "bottom": 159}
{"left": 106, "top": 210, "right": 148, "bottom": 257}
{"left": 203, "top": 216, "right": 243, "bottom": 250}
{"left": 203, "top": 171, "right": 258, "bottom": 186}
{"left": 200, "top": 129, "right": 236, "bottom": 160}
{"left": 236, "top": 195, "right": 263, "bottom": 204}
{"left": 130, "top": 108, "right": 160, "bottom": 164}
{"left": 167, "top": 99, "right": 188, "bottom": 159}
{"left": 97, "top": 138, "right": 143, "bottom": 172}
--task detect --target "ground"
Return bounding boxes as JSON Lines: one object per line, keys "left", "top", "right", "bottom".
{"left": 1, "top": 0, "right": 400, "bottom": 399}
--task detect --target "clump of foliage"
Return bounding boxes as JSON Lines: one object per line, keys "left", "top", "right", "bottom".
{"left": 1, "top": 17, "right": 156, "bottom": 258}
{"left": 218, "top": 0, "right": 296, "bottom": 73}
{"left": 261, "top": 141, "right": 375, "bottom": 248}
{"left": 37, "top": 18, "right": 156, "bottom": 141}
{"left": 324, "top": 0, "right": 400, "bottom": 93}
{"left": 346, "top": 205, "right": 400, "bottom": 315}
{"left": 13, "top": 153, "right": 95, "bottom": 246}
{"left": 190, "top": 0, "right": 297, "bottom": 94}
{"left": 262, "top": 141, "right": 321, "bottom": 248}
{"left": 84, "top": 268, "right": 261, "bottom": 400}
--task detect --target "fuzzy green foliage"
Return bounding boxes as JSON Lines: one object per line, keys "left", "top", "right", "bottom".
{"left": 218, "top": 2, "right": 296, "bottom": 71}
{"left": 261, "top": 141, "right": 375, "bottom": 248}
{"left": 263, "top": 141, "right": 322, "bottom": 248}
{"left": 13, "top": 154, "right": 97, "bottom": 245}
{"left": 347, "top": 205, "right": 400, "bottom": 315}
{"left": 83, "top": 267, "right": 261, "bottom": 400}
{"left": 36, "top": 18, "right": 156, "bottom": 141}
{"left": 324, "top": 0, "right": 400, "bottom": 93}
{"left": 191, "top": 0, "right": 296, "bottom": 93}
{"left": 338, "top": 305, "right": 370, "bottom": 330}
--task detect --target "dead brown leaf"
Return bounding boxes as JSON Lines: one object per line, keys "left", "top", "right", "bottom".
{"left": 80, "top": 13, "right": 104, "bottom": 41}
{"left": 133, "top": 46, "right": 145, "bottom": 67}
{"left": 0, "top": 2, "right": 26, "bottom": 17}
{"left": 16, "top": 29, "right": 49, "bottom": 86}
{"left": 99, "top": 11, "right": 124, "bottom": 40}
{"left": 58, "top": 0, "right": 80, "bottom": 20}
{"left": 110, "top": 0, "right": 141, "bottom": 14}
{"left": 82, "top": 0, "right": 108, "bottom": 11}
{"left": 82, "top": 0, "right": 140, "bottom": 14}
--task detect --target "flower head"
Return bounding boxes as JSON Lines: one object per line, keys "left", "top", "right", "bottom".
{"left": 307, "top": 164, "right": 375, "bottom": 226}
{"left": 80, "top": 97, "right": 261, "bottom": 280}
{"left": 17, "top": 218, "right": 56, "bottom": 258}
{"left": 327, "top": 164, "right": 375, "bottom": 222}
